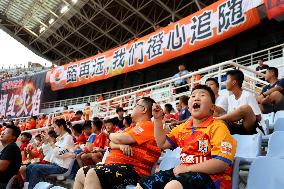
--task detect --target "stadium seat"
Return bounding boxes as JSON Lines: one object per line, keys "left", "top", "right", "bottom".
{"left": 32, "top": 182, "right": 53, "bottom": 189}
{"left": 262, "top": 112, "right": 274, "bottom": 130}
{"left": 48, "top": 159, "right": 75, "bottom": 180}
{"left": 49, "top": 186, "right": 67, "bottom": 189}
{"left": 267, "top": 131, "right": 284, "bottom": 157}
{"left": 247, "top": 157, "right": 284, "bottom": 189}
{"left": 270, "top": 111, "right": 284, "bottom": 130}
{"left": 232, "top": 134, "right": 262, "bottom": 189}
{"left": 273, "top": 118, "right": 284, "bottom": 131}
{"left": 6, "top": 175, "right": 17, "bottom": 189}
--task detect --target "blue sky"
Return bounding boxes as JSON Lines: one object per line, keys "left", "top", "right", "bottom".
{"left": 0, "top": 29, "right": 52, "bottom": 69}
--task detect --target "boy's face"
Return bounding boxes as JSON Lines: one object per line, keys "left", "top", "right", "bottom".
{"left": 105, "top": 122, "right": 115, "bottom": 133}
{"left": 20, "top": 135, "right": 30, "bottom": 143}
{"left": 84, "top": 127, "right": 92, "bottom": 135}
{"left": 176, "top": 103, "right": 181, "bottom": 111}
{"left": 225, "top": 75, "right": 235, "bottom": 91}
{"left": 189, "top": 89, "right": 214, "bottom": 119}
{"left": 205, "top": 80, "right": 218, "bottom": 94}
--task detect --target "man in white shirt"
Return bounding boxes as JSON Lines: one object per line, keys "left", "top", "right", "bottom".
{"left": 173, "top": 64, "right": 189, "bottom": 94}
{"left": 217, "top": 70, "right": 262, "bottom": 135}
{"left": 205, "top": 78, "right": 228, "bottom": 116}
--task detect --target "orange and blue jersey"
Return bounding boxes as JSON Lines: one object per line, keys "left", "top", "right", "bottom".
{"left": 166, "top": 116, "right": 237, "bottom": 189}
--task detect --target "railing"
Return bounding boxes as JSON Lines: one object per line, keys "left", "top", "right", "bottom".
{"left": 41, "top": 43, "right": 284, "bottom": 109}
{"left": 42, "top": 61, "right": 269, "bottom": 118}
{"left": 7, "top": 60, "right": 282, "bottom": 134}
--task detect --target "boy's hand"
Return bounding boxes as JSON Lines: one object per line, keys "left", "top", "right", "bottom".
{"left": 173, "top": 164, "right": 190, "bottom": 176}
{"left": 119, "top": 144, "right": 133, "bottom": 156}
{"left": 152, "top": 103, "right": 164, "bottom": 120}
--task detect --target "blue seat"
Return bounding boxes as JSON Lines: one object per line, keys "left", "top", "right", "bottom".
{"left": 232, "top": 134, "right": 262, "bottom": 189}
{"left": 267, "top": 131, "right": 284, "bottom": 157}
{"left": 270, "top": 111, "right": 284, "bottom": 130}
{"left": 32, "top": 182, "right": 53, "bottom": 189}
{"left": 273, "top": 118, "right": 284, "bottom": 131}
{"left": 50, "top": 186, "right": 67, "bottom": 189}
{"left": 247, "top": 157, "right": 284, "bottom": 189}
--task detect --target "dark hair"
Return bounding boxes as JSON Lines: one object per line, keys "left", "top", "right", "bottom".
{"left": 72, "top": 124, "right": 83, "bottom": 134}
{"left": 111, "top": 117, "right": 119, "bottom": 126}
{"left": 179, "top": 95, "right": 189, "bottom": 105}
{"left": 268, "top": 67, "right": 278, "bottom": 78}
{"left": 83, "top": 120, "right": 92, "bottom": 130}
{"left": 55, "top": 118, "right": 71, "bottom": 134}
{"left": 86, "top": 102, "right": 90, "bottom": 106}
{"left": 226, "top": 69, "right": 244, "bottom": 88}
{"left": 141, "top": 97, "right": 156, "bottom": 118}
{"left": 48, "top": 130, "right": 58, "bottom": 139}
{"left": 31, "top": 116, "right": 37, "bottom": 120}
{"left": 191, "top": 85, "right": 216, "bottom": 104}
{"left": 92, "top": 117, "right": 103, "bottom": 131}
{"left": 35, "top": 134, "right": 42, "bottom": 140}
{"left": 164, "top": 104, "right": 174, "bottom": 113}
{"left": 63, "top": 106, "right": 68, "bottom": 110}
{"left": 76, "top": 110, "right": 83, "bottom": 115}
{"left": 6, "top": 125, "right": 21, "bottom": 141}
{"left": 123, "top": 116, "right": 132, "bottom": 126}
{"left": 21, "top": 132, "right": 32, "bottom": 139}
{"left": 104, "top": 119, "right": 114, "bottom": 125}
{"left": 205, "top": 78, "right": 219, "bottom": 88}
{"left": 116, "top": 107, "right": 125, "bottom": 113}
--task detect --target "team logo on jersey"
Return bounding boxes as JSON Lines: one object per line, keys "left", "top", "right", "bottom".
{"left": 221, "top": 141, "right": 232, "bottom": 155}
{"left": 198, "top": 139, "right": 208, "bottom": 154}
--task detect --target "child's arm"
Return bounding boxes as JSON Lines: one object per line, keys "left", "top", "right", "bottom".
{"left": 173, "top": 158, "right": 229, "bottom": 176}
{"left": 153, "top": 104, "right": 172, "bottom": 150}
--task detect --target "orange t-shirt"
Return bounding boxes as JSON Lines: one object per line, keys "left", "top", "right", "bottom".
{"left": 27, "top": 119, "right": 36, "bottom": 130}
{"left": 105, "top": 121, "right": 161, "bottom": 177}
{"left": 84, "top": 107, "right": 92, "bottom": 120}
{"left": 20, "top": 122, "right": 27, "bottom": 131}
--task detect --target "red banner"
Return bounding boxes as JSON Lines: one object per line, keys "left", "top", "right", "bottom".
{"left": 264, "top": 0, "right": 284, "bottom": 19}
{"left": 47, "top": 0, "right": 262, "bottom": 91}
{"left": 0, "top": 72, "right": 46, "bottom": 118}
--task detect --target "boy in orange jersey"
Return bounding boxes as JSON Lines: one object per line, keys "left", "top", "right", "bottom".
{"left": 137, "top": 85, "right": 236, "bottom": 189}
{"left": 73, "top": 97, "right": 161, "bottom": 189}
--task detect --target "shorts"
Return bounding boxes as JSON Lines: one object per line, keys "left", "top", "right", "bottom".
{"left": 82, "top": 164, "right": 141, "bottom": 189}
{"left": 226, "top": 121, "right": 262, "bottom": 135}
{"left": 138, "top": 169, "right": 216, "bottom": 189}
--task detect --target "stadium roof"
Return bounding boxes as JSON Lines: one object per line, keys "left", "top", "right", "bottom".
{"left": 0, "top": 0, "right": 217, "bottom": 65}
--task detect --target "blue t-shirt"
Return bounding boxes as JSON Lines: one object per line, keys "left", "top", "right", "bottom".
{"left": 262, "top": 79, "right": 284, "bottom": 94}
{"left": 178, "top": 106, "right": 190, "bottom": 121}
{"left": 87, "top": 133, "right": 96, "bottom": 143}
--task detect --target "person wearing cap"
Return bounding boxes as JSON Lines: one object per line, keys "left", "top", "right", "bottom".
{"left": 116, "top": 107, "right": 126, "bottom": 129}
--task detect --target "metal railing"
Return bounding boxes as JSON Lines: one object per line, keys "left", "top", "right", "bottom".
{"left": 41, "top": 43, "right": 284, "bottom": 109}
{"left": 8, "top": 60, "right": 284, "bottom": 134}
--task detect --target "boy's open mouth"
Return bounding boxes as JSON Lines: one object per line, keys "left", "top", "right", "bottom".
{"left": 193, "top": 103, "right": 200, "bottom": 110}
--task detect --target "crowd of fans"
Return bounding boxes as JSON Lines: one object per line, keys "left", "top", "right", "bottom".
{"left": 1, "top": 60, "right": 284, "bottom": 189}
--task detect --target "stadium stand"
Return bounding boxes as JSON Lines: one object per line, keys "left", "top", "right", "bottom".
{"left": 1, "top": 0, "right": 284, "bottom": 188}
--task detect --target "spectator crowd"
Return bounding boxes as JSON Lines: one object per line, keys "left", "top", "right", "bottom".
{"left": 1, "top": 60, "right": 284, "bottom": 189}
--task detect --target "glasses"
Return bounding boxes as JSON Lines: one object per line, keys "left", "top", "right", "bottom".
{"left": 134, "top": 103, "right": 145, "bottom": 108}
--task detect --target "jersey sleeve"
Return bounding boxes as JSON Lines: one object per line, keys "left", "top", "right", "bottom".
{"left": 126, "top": 122, "right": 154, "bottom": 145}
{"left": 210, "top": 121, "right": 237, "bottom": 166}
{"left": 166, "top": 123, "right": 185, "bottom": 147}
